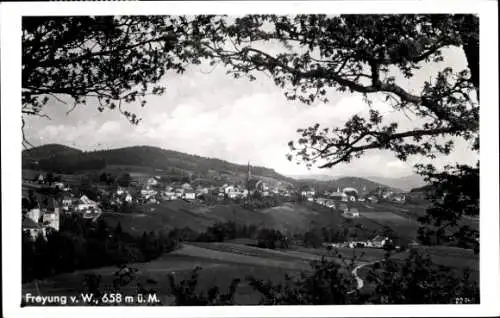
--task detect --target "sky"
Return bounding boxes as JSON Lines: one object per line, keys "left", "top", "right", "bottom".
{"left": 24, "top": 46, "right": 478, "bottom": 179}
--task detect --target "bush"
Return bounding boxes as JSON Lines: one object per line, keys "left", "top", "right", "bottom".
{"left": 247, "top": 257, "right": 357, "bottom": 305}
{"left": 366, "top": 249, "right": 479, "bottom": 304}
{"left": 167, "top": 267, "right": 240, "bottom": 305}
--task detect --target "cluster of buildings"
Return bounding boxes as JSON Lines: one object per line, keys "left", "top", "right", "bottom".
{"left": 133, "top": 163, "right": 293, "bottom": 204}
{"left": 323, "top": 235, "right": 392, "bottom": 249}
{"left": 302, "top": 187, "right": 360, "bottom": 202}
{"left": 62, "top": 194, "right": 102, "bottom": 220}
{"left": 302, "top": 185, "right": 407, "bottom": 204}
{"left": 22, "top": 189, "right": 61, "bottom": 240}
{"left": 22, "top": 175, "right": 105, "bottom": 240}
{"left": 312, "top": 196, "right": 361, "bottom": 218}
{"left": 22, "top": 161, "right": 294, "bottom": 241}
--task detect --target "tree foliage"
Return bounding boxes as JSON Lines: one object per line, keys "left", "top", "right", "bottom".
{"left": 366, "top": 249, "right": 479, "bottom": 304}
{"left": 167, "top": 267, "right": 241, "bottom": 305}
{"left": 180, "top": 14, "right": 479, "bottom": 248}
{"left": 247, "top": 255, "right": 358, "bottom": 305}
{"left": 21, "top": 16, "right": 211, "bottom": 148}
{"left": 178, "top": 14, "right": 479, "bottom": 167}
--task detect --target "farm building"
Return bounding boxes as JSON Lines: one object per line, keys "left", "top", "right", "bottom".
{"left": 184, "top": 192, "right": 196, "bottom": 200}
{"left": 371, "top": 235, "right": 392, "bottom": 248}
{"left": 342, "top": 187, "right": 359, "bottom": 201}
{"left": 76, "top": 195, "right": 101, "bottom": 214}
{"left": 342, "top": 208, "right": 360, "bottom": 218}
{"left": 23, "top": 217, "right": 46, "bottom": 240}
{"left": 146, "top": 177, "right": 159, "bottom": 188}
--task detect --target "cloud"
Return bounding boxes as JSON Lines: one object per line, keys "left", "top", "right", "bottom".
{"left": 97, "top": 121, "right": 121, "bottom": 135}
{"left": 24, "top": 49, "right": 476, "bottom": 178}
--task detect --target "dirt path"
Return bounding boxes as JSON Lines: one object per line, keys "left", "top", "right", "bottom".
{"left": 351, "top": 260, "right": 379, "bottom": 289}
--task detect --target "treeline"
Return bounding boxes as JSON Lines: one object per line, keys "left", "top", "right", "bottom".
{"left": 22, "top": 215, "right": 178, "bottom": 283}
{"left": 173, "top": 220, "right": 402, "bottom": 251}
{"left": 196, "top": 221, "right": 258, "bottom": 242}
{"left": 168, "top": 221, "right": 290, "bottom": 250}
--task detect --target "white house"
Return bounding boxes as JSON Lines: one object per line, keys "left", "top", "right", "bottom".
{"left": 325, "top": 200, "right": 336, "bottom": 209}
{"left": 184, "top": 192, "right": 196, "bottom": 200}
{"left": 342, "top": 187, "right": 359, "bottom": 201}
{"left": 62, "top": 195, "right": 73, "bottom": 208}
{"left": 53, "top": 182, "right": 65, "bottom": 190}
{"left": 116, "top": 187, "right": 126, "bottom": 195}
{"left": 228, "top": 192, "right": 239, "bottom": 199}
{"left": 42, "top": 208, "right": 60, "bottom": 231}
{"left": 23, "top": 217, "right": 46, "bottom": 240}
{"left": 76, "top": 195, "right": 100, "bottom": 213}
{"left": 343, "top": 208, "right": 360, "bottom": 218}
{"left": 350, "top": 208, "right": 360, "bottom": 217}
{"left": 367, "top": 196, "right": 379, "bottom": 203}
{"left": 146, "top": 177, "right": 159, "bottom": 188}
{"left": 371, "top": 235, "right": 391, "bottom": 248}
{"left": 141, "top": 189, "right": 157, "bottom": 198}
{"left": 316, "top": 198, "right": 327, "bottom": 205}
{"left": 26, "top": 208, "right": 42, "bottom": 224}
{"left": 224, "top": 185, "right": 236, "bottom": 194}
{"left": 163, "top": 191, "right": 176, "bottom": 201}
{"left": 301, "top": 189, "right": 316, "bottom": 198}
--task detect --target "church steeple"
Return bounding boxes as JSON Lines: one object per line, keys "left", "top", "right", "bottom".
{"left": 247, "top": 162, "right": 252, "bottom": 186}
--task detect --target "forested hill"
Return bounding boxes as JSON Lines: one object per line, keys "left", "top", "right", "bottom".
{"left": 22, "top": 144, "right": 296, "bottom": 185}
{"left": 22, "top": 144, "right": 82, "bottom": 160}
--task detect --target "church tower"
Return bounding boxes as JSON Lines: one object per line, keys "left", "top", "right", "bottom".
{"left": 246, "top": 162, "right": 252, "bottom": 189}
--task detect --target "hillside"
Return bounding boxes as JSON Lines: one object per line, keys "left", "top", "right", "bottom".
{"left": 22, "top": 144, "right": 402, "bottom": 191}
{"left": 22, "top": 144, "right": 295, "bottom": 187}
{"left": 410, "top": 184, "right": 433, "bottom": 193}
{"left": 295, "top": 176, "right": 404, "bottom": 194}
{"left": 22, "top": 144, "right": 82, "bottom": 165}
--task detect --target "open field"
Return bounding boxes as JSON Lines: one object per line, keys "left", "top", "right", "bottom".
{"left": 21, "top": 242, "right": 343, "bottom": 305}
{"left": 100, "top": 201, "right": 367, "bottom": 237}
{"left": 22, "top": 236, "right": 478, "bottom": 305}
{"left": 360, "top": 211, "right": 408, "bottom": 222}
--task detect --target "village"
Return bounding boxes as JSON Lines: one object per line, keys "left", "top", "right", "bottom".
{"left": 22, "top": 167, "right": 409, "bottom": 252}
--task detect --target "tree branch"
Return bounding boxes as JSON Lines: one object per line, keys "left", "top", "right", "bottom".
{"left": 318, "top": 126, "right": 460, "bottom": 168}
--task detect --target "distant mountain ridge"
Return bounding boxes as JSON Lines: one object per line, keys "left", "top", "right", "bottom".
{"left": 295, "top": 176, "right": 404, "bottom": 194}
{"left": 23, "top": 144, "right": 402, "bottom": 191}
{"left": 288, "top": 174, "right": 337, "bottom": 181}
{"left": 367, "top": 175, "right": 426, "bottom": 192}
{"left": 22, "top": 143, "right": 82, "bottom": 160}
{"left": 290, "top": 173, "right": 425, "bottom": 193}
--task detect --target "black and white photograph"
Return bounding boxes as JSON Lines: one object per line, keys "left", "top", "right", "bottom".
{"left": 1, "top": 1, "right": 499, "bottom": 317}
